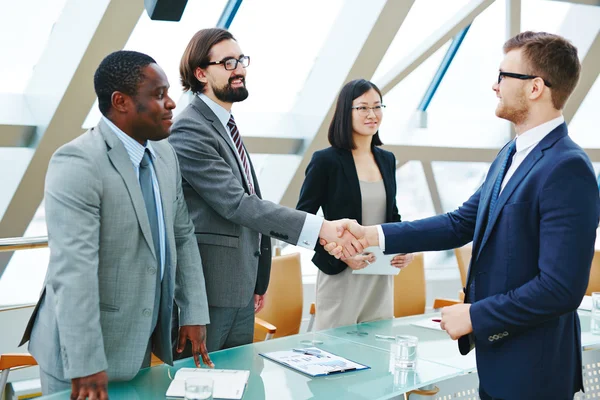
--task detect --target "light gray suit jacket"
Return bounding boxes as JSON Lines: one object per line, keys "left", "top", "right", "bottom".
{"left": 168, "top": 96, "right": 308, "bottom": 308}
{"left": 20, "top": 120, "right": 209, "bottom": 381}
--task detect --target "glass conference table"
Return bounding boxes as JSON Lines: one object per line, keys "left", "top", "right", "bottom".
{"left": 41, "top": 311, "right": 600, "bottom": 400}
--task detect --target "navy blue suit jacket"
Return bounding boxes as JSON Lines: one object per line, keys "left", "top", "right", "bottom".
{"left": 381, "top": 123, "right": 599, "bottom": 399}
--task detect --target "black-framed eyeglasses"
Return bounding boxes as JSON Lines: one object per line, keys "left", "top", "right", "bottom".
{"left": 205, "top": 56, "right": 250, "bottom": 71}
{"left": 351, "top": 104, "right": 386, "bottom": 117}
{"left": 498, "top": 71, "right": 552, "bottom": 87}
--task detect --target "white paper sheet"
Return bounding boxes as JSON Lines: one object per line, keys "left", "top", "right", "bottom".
{"left": 260, "top": 347, "right": 369, "bottom": 377}
{"left": 410, "top": 317, "right": 444, "bottom": 331}
{"left": 351, "top": 246, "right": 400, "bottom": 275}
{"left": 579, "top": 295, "right": 593, "bottom": 311}
{"left": 165, "top": 368, "right": 249, "bottom": 399}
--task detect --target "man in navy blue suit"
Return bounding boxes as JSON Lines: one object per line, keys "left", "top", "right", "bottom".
{"left": 323, "top": 31, "right": 599, "bottom": 399}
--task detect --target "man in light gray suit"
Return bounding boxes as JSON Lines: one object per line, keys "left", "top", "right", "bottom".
{"left": 170, "top": 28, "right": 362, "bottom": 354}
{"left": 20, "top": 51, "right": 212, "bottom": 398}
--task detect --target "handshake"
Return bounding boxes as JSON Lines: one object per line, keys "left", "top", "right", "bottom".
{"left": 317, "top": 219, "right": 380, "bottom": 260}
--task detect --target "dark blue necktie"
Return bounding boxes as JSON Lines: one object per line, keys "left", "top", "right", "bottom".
{"left": 488, "top": 140, "right": 517, "bottom": 221}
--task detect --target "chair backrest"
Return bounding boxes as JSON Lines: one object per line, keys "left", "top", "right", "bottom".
{"left": 253, "top": 252, "right": 303, "bottom": 341}
{"left": 394, "top": 253, "right": 425, "bottom": 317}
{"left": 454, "top": 245, "right": 472, "bottom": 288}
{"left": 587, "top": 250, "right": 600, "bottom": 296}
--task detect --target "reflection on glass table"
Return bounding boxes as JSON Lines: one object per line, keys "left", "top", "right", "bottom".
{"left": 39, "top": 331, "right": 462, "bottom": 400}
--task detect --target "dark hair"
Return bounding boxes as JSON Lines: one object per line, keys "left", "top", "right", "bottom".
{"left": 93, "top": 50, "right": 156, "bottom": 116}
{"left": 503, "top": 31, "right": 580, "bottom": 110}
{"left": 180, "top": 28, "right": 235, "bottom": 94}
{"left": 328, "top": 79, "right": 384, "bottom": 150}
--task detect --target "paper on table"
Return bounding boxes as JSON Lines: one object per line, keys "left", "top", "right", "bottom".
{"left": 259, "top": 347, "right": 369, "bottom": 377}
{"left": 579, "top": 295, "right": 592, "bottom": 311}
{"left": 352, "top": 246, "right": 400, "bottom": 275}
{"left": 165, "top": 368, "right": 249, "bottom": 399}
{"left": 410, "top": 317, "right": 444, "bottom": 331}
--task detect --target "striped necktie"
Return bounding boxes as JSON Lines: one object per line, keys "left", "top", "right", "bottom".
{"left": 227, "top": 114, "right": 255, "bottom": 194}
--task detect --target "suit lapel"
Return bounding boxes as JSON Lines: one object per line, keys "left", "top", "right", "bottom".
{"left": 338, "top": 149, "right": 362, "bottom": 223}
{"left": 373, "top": 147, "right": 394, "bottom": 221}
{"left": 192, "top": 96, "right": 254, "bottom": 194}
{"left": 100, "top": 120, "right": 156, "bottom": 260}
{"left": 474, "top": 123, "right": 568, "bottom": 261}
{"left": 151, "top": 146, "right": 173, "bottom": 237}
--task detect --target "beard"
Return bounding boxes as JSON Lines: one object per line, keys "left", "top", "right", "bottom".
{"left": 213, "top": 75, "right": 249, "bottom": 103}
{"left": 495, "top": 91, "right": 528, "bottom": 125}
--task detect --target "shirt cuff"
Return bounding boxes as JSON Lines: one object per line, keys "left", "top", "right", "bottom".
{"left": 376, "top": 225, "right": 385, "bottom": 252}
{"left": 297, "top": 214, "right": 324, "bottom": 249}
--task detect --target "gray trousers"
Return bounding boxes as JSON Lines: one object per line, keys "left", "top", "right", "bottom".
{"left": 40, "top": 368, "right": 71, "bottom": 396}
{"left": 173, "top": 296, "right": 255, "bottom": 358}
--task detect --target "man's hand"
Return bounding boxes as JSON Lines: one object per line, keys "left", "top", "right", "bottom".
{"left": 177, "top": 325, "right": 214, "bottom": 368}
{"left": 440, "top": 304, "right": 473, "bottom": 340}
{"left": 320, "top": 220, "right": 378, "bottom": 259}
{"left": 390, "top": 253, "right": 414, "bottom": 269}
{"left": 254, "top": 294, "right": 266, "bottom": 313}
{"left": 342, "top": 253, "right": 376, "bottom": 270}
{"left": 71, "top": 371, "right": 108, "bottom": 400}
{"left": 319, "top": 219, "right": 365, "bottom": 258}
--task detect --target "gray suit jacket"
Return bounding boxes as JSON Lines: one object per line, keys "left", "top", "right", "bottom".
{"left": 20, "top": 120, "right": 209, "bottom": 381}
{"left": 168, "top": 96, "right": 308, "bottom": 308}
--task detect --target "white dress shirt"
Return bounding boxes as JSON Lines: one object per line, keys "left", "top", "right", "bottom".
{"left": 376, "top": 115, "right": 565, "bottom": 251}
{"left": 198, "top": 94, "right": 322, "bottom": 249}
{"left": 103, "top": 116, "right": 166, "bottom": 279}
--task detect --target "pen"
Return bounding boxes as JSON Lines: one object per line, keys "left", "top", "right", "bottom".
{"left": 292, "top": 348, "right": 322, "bottom": 357}
{"left": 327, "top": 367, "right": 357, "bottom": 374}
{"left": 432, "top": 318, "right": 441, "bottom": 322}
{"left": 375, "top": 334, "right": 395, "bottom": 340}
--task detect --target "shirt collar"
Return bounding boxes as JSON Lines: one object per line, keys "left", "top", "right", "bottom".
{"left": 102, "top": 116, "right": 156, "bottom": 166}
{"left": 198, "top": 93, "right": 231, "bottom": 130}
{"left": 515, "top": 115, "right": 564, "bottom": 153}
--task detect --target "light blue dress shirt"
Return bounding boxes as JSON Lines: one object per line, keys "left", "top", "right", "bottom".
{"left": 103, "top": 117, "right": 166, "bottom": 279}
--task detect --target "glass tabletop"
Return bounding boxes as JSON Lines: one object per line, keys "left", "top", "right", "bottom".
{"left": 39, "top": 332, "right": 462, "bottom": 400}
{"left": 320, "top": 313, "right": 477, "bottom": 373}
{"left": 578, "top": 310, "right": 600, "bottom": 349}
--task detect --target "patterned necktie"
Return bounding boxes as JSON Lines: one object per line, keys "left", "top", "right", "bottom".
{"left": 227, "top": 114, "right": 255, "bottom": 194}
{"left": 488, "top": 140, "right": 517, "bottom": 221}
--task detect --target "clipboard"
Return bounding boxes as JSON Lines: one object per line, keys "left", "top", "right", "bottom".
{"left": 259, "top": 347, "right": 370, "bottom": 377}
{"left": 352, "top": 246, "right": 400, "bottom": 275}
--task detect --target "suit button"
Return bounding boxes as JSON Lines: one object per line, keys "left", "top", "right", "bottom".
{"left": 148, "top": 267, "right": 157, "bottom": 275}
{"left": 143, "top": 309, "right": 152, "bottom": 317}
{"left": 254, "top": 251, "right": 260, "bottom": 257}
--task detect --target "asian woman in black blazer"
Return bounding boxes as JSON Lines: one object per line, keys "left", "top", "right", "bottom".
{"left": 297, "top": 79, "right": 414, "bottom": 330}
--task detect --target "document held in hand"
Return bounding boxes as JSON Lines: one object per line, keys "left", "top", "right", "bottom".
{"left": 259, "top": 347, "right": 369, "bottom": 377}
{"left": 165, "top": 368, "right": 249, "bottom": 399}
{"left": 352, "top": 246, "right": 400, "bottom": 275}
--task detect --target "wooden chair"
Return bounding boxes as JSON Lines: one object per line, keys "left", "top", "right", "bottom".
{"left": 394, "top": 253, "right": 426, "bottom": 317}
{"left": 431, "top": 245, "right": 472, "bottom": 309}
{"left": 253, "top": 252, "right": 303, "bottom": 341}
{"left": 0, "top": 353, "right": 38, "bottom": 399}
{"left": 587, "top": 250, "right": 600, "bottom": 295}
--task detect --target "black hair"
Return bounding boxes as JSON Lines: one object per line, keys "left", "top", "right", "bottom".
{"left": 94, "top": 50, "right": 157, "bottom": 116}
{"left": 328, "top": 79, "right": 384, "bottom": 150}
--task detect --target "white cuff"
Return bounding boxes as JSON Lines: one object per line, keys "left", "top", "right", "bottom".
{"left": 297, "top": 214, "right": 324, "bottom": 249}
{"left": 376, "top": 225, "right": 385, "bottom": 252}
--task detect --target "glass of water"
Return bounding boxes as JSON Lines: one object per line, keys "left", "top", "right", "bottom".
{"left": 592, "top": 292, "right": 600, "bottom": 335}
{"left": 394, "top": 335, "right": 418, "bottom": 370}
{"left": 185, "top": 376, "right": 213, "bottom": 400}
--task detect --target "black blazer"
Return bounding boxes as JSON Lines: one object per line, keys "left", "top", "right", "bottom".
{"left": 296, "top": 146, "right": 401, "bottom": 274}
